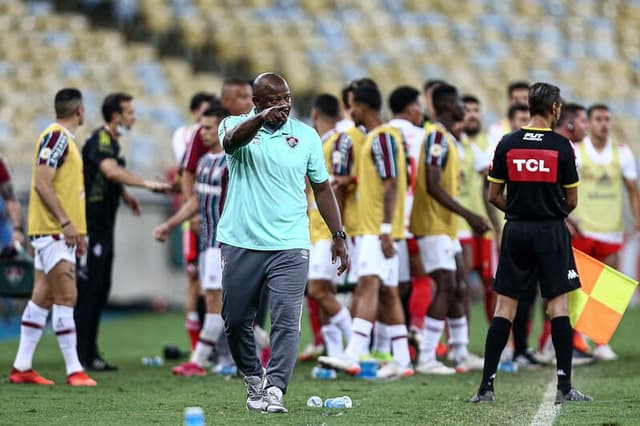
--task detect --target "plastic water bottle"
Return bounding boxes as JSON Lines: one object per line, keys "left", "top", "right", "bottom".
{"left": 183, "top": 407, "right": 205, "bottom": 426}
{"left": 141, "top": 356, "right": 164, "bottom": 366}
{"left": 311, "top": 366, "right": 337, "bottom": 380}
{"left": 306, "top": 396, "right": 323, "bottom": 408}
{"left": 324, "top": 396, "right": 352, "bottom": 409}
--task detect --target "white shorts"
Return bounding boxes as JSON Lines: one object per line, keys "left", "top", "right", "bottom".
{"left": 346, "top": 236, "right": 360, "bottom": 284}
{"left": 398, "top": 239, "right": 411, "bottom": 283}
{"left": 32, "top": 236, "right": 77, "bottom": 274}
{"left": 356, "top": 234, "right": 399, "bottom": 287}
{"left": 417, "top": 235, "right": 461, "bottom": 274}
{"left": 198, "top": 247, "right": 222, "bottom": 290}
{"left": 308, "top": 239, "right": 338, "bottom": 281}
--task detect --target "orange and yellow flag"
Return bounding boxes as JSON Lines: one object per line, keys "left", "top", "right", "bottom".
{"left": 569, "top": 248, "right": 638, "bottom": 345}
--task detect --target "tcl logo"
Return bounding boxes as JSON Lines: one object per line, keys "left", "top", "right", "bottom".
{"left": 512, "top": 158, "right": 551, "bottom": 173}
{"left": 507, "top": 149, "right": 558, "bottom": 183}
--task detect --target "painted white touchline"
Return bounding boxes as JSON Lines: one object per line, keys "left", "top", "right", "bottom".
{"left": 530, "top": 376, "right": 560, "bottom": 426}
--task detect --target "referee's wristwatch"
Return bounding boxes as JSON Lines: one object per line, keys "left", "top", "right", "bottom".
{"left": 332, "top": 230, "right": 347, "bottom": 240}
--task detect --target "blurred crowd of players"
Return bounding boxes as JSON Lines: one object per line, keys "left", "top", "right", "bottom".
{"left": 158, "top": 76, "right": 639, "bottom": 380}
{"left": 3, "top": 74, "right": 637, "bottom": 384}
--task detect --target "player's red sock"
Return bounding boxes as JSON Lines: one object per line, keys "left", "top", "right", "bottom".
{"left": 408, "top": 276, "right": 432, "bottom": 329}
{"left": 185, "top": 313, "right": 200, "bottom": 351}
{"left": 484, "top": 287, "right": 495, "bottom": 322}
{"left": 307, "top": 297, "right": 323, "bottom": 346}
{"left": 539, "top": 319, "right": 551, "bottom": 352}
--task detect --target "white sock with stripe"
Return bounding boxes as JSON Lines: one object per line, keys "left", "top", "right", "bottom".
{"left": 13, "top": 301, "right": 48, "bottom": 371}
{"left": 329, "top": 307, "right": 352, "bottom": 342}
{"left": 419, "top": 316, "right": 445, "bottom": 364}
{"left": 321, "top": 324, "right": 344, "bottom": 357}
{"left": 345, "top": 318, "right": 373, "bottom": 360}
{"left": 373, "top": 322, "right": 391, "bottom": 354}
{"left": 388, "top": 324, "right": 411, "bottom": 368}
{"left": 448, "top": 316, "right": 470, "bottom": 362}
{"left": 52, "top": 304, "right": 83, "bottom": 375}
{"left": 191, "top": 313, "right": 224, "bottom": 366}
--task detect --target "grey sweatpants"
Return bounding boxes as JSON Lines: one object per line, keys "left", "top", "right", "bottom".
{"left": 221, "top": 244, "right": 309, "bottom": 393}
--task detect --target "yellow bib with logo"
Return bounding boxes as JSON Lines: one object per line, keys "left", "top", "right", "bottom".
{"left": 410, "top": 123, "right": 459, "bottom": 239}
{"left": 339, "top": 127, "right": 366, "bottom": 236}
{"left": 309, "top": 131, "right": 337, "bottom": 243}
{"left": 574, "top": 142, "right": 623, "bottom": 233}
{"left": 28, "top": 123, "right": 86, "bottom": 235}
{"left": 355, "top": 125, "right": 406, "bottom": 239}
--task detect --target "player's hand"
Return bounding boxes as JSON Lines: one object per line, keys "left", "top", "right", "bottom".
{"left": 260, "top": 105, "right": 289, "bottom": 124}
{"left": 11, "top": 229, "right": 24, "bottom": 246}
{"left": 122, "top": 191, "right": 142, "bottom": 216}
{"left": 466, "top": 213, "right": 490, "bottom": 236}
{"left": 62, "top": 222, "right": 80, "bottom": 249}
{"left": 144, "top": 180, "right": 172, "bottom": 193}
{"left": 331, "top": 237, "right": 349, "bottom": 276}
{"left": 380, "top": 233, "right": 396, "bottom": 258}
{"left": 330, "top": 176, "right": 353, "bottom": 191}
{"left": 153, "top": 223, "right": 171, "bottom": 242}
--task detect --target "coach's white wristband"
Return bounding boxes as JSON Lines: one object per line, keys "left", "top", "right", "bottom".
{"left": 380, "top": 223, "right": 392, "bottom": 235}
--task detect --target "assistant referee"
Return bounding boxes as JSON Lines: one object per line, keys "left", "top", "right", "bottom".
{"left": 471, "top": 82, "right": 592, "bottom": 404}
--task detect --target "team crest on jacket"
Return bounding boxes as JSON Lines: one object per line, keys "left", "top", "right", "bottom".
{"left": 286, "top": 136, "right": 299, "bottom": 148}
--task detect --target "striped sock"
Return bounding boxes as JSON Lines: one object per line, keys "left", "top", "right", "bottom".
{"left": 52, "top": 304, "right": 83, "bottom": 375}
{"left": 13, "top": 301, "right": 48, "bottom": 371}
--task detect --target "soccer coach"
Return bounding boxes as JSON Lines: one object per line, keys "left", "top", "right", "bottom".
{"left": 471, "top": 82, "right": 592, "bottom": 404}
{"left": 217, "top": 73, "right": 348, "bottom": 414}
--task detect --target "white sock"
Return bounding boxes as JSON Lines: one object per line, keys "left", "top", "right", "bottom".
{"left": 185, "top": 311, "right": 199, "bottom": 329}
{"left": 345, "top": 318, "right": 373, "bottom": 360}
{"left": 13, "top": 301, "right": 48, "bottom": 371}
{"left": 388, "top": 324, "right": 411, "bottom": 368}
{"left": 52, "top": 304, "right": 83, "bottom": 375}
{"left": 191, "top": 313, "right": 224, "bottom": 366}
{"left": 373, "top": 322, "right": 391, "bottom": 354}
{"left": 329, "top": 307, "right": 352, "bottom": 342}
{"left": 321, "top": 324, "right": 343, "bottom": 357}
{"left": 419, "top": 317, "right": 445, "bottom": 364}
{"left": 447, "top": 316, "right": 469, "bottom": 362}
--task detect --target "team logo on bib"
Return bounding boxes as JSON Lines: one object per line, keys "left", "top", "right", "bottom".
{"left": 286, "top": 136, "right": 299, "bottom": 148}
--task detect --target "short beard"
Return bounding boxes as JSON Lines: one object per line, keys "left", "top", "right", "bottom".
{"left": 464, "top": 126, "right": 481, "bottom": 137}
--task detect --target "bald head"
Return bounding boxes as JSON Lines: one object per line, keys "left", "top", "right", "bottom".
{"left": 252, "top": 72, "right": 291, "bottom": 120}
{"left": 253, "top": 73, "right": 288, "bottom": 97}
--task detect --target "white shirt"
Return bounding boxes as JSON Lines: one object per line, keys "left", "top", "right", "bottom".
{"left": 171, "top": 124, "right": 198, "bottom": 164}
{"left": 335, "top": 118, "right": 355, "bottom": 133}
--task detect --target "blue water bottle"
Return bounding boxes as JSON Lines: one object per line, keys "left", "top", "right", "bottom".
{"left": 324, "top": 396, "right": 352, "bottom": 409}
{"left": 184, "top": 407, "right": 205, "bottom": 426}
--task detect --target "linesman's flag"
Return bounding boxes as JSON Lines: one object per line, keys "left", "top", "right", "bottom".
{"left": 569, "top": 248, "right": 638, "bottom": 345}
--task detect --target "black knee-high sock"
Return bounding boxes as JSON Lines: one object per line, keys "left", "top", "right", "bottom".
{"left": 479, "top": 316, "right": 512, "bottom": 392}
{"left": 551, "top": 316, "right": 573, "bottom": 393}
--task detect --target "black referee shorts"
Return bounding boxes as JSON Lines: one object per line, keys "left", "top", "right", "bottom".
{"left": 493, "top": 219, "right": 580, "bottom": 300}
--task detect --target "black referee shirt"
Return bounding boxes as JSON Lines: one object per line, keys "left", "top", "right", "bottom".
{"left": 488, "top": 127, "right": 579, "bottom": 220}
{"left": 82, "top": 127, "right": 125, "bottom": 233}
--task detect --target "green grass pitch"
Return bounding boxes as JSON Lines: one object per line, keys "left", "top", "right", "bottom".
{"left": 1, "top": 303, "right": 639, "bottom": 425}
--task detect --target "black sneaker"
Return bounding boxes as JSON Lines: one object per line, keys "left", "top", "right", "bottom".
{"left": 470, "top": 389, "right": 495, "bottom": 403}
{"left": 85, "top": 356, "right": 118, "bottom": 372}
{"left": 555, "top": 388, "right": 593, "bottom": 404}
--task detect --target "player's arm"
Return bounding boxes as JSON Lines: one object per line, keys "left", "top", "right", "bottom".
{"left": 424, "top": 133, "right": 489, "bottom": 234}
{"left": 487, "top": 181, "right": 507, "bottom": 211}
{"left": 371, "top": 132, "right": 399, "bottom": 258}
{"left": 330, "top": 133, "right": 354, "bottom": 216}
{"left": 623, "top": 178, "right": 640, "bottom": 230}
{"left": 181, "top": 170, "right": 196, "bottom": 199}
{"left": 223, "top": 106, "right": 288, "bottom": 154}
{"left": 309, "top": 131, "right": 348, "bottom": 275}
{"left": 153, "top": 195, "right": 199, "bottom": 242}
{"left": 99, "top": 159, "right": 170, "bottom": 192}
